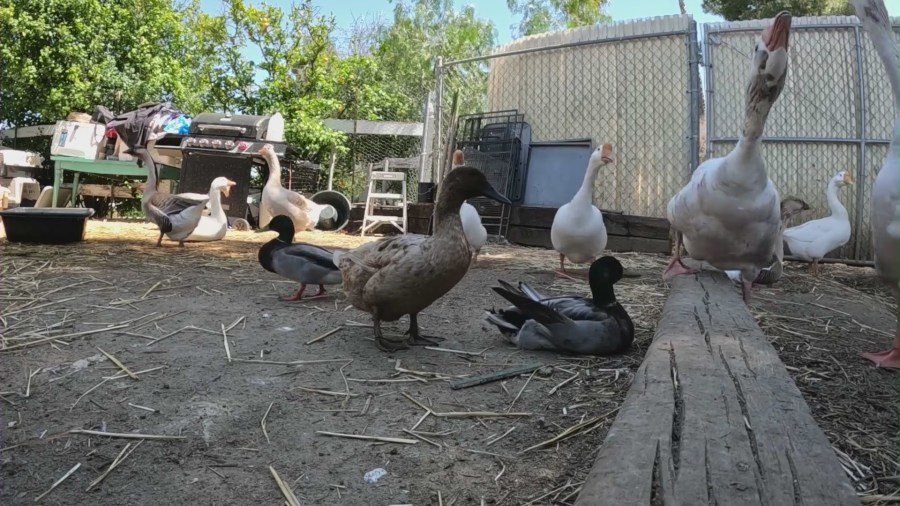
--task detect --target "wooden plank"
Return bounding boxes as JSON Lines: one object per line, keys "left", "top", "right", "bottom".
{"left": 509, "top": 206, "right": 670, "bottom": 240}
{"left": 507, "top": 226, "right": 553, "bottom": 249}
{"left": 508, "top": 226, "right": 671, "bottom": 255}
{"left": 606, "top": 236, "right": 671, "bottom": 255}
{"left": 575, "top": 270, "right": 857, "bottom": 506}
{"left": 0, "top": 124, "right": 56, "bottom": 140}
{"left": 79, "top": 184, "right": 138, "bottom": 199}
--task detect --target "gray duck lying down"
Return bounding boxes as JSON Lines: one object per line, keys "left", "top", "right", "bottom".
{"left": 485, "top": 256, "right": 634, "bottom": 355}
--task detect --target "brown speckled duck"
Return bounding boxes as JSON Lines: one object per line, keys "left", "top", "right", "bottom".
{"left": 334, "top": 166, "right": 511, "bottom": 352}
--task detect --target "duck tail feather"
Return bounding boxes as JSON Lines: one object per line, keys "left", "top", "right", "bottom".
{"left": 484, "top": 311, "right": 519, "bottom": 332}
{"left": 517, "top": 281, "right": 545, "bottom": 301}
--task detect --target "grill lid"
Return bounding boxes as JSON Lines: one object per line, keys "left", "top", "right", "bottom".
{"left": 189, "top": 113, "right": 270, "bottom": 139}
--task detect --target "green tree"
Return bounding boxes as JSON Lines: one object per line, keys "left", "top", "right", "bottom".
{"left": 0, "top": 0, "right": 220, "bottom": 127}
{"left": 506, "top": 0, "right": 610, "bottom": 37}
{"left": 373, "top": 0, "right": 497, "bottom": 119}
{"left": 701, "top": 0, "right": 853, "bottom": 21}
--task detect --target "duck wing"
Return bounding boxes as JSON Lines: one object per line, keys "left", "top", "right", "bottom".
{"left": 273, "top": 243, "right": 344, "bottom": 284}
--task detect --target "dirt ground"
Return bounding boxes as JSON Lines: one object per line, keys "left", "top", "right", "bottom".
{"left": 0, "top": 221, "right": 896, "bottom": 505}
{"left": 0, "top": 222, "right": 665, "bottom": 506}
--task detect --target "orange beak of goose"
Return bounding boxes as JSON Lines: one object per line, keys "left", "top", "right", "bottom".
{"left": 223, "top": 180, "right": 237, "bottom": 197}
{"left": 600, "top": 143, "right": 614, "bottom": 164}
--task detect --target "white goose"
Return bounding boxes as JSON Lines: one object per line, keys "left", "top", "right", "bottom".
{"left": 853, "top": 0, "right": 900, "bottom": 369}
{"left": 550, "top": 143, "right": 614, "bottom": 275}
{"left": 131, "top": 148, "right": 208, "bottom": 247}
{"left": 782, "top": 170, "right": 853, "bottom": 275}
{"left": 664, "top": 11, "right": 791, "bottom": 302}
{"left": 455, "top": 150, "right": 488, "bottom": 264}
{"left": 181, "top": 177, "right": 237, "bottom": 242}
{"left": 257, "top": 144, "right": 318, "bottom": 233}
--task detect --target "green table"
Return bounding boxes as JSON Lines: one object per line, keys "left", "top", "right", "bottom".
{"left": 51, "top": 155, "right": 180, "bottom": 208}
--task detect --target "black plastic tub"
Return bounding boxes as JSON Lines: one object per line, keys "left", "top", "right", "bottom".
{"left": 0, "top": 207, "right": 95, "bottom": 244}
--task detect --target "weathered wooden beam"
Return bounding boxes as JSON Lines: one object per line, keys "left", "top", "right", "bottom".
{"left": 507, "top": 226, "right": 671, "bottom": 254}
{"left": 509, "top": 206, "right": 670, "bottom": 240}
{"left": 575, "top": 270, "right": 857, "bottom": 506}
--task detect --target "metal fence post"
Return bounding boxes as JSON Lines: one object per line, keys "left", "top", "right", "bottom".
{"left": 433, "top": 57, "right": 444, "bottom": 185}
{"left": 703, "top": 26, "right": 715, "bottom": 162}
{"left": 687, "top": 19, "right": 701, "bottom": 179}
{"left": 852, "top": 24, "right": 868, "bottom": 261}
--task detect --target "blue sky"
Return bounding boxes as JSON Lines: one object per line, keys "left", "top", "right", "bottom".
{"left": 201, "top": 0, "right": 731, "bottom": 47}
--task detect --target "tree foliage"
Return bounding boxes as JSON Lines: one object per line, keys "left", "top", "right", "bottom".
{"left": 506, "top": 0, "right": 610, "bottom": 37}
{"left": 701, "top": 0, "right": 853, "bottom": 21}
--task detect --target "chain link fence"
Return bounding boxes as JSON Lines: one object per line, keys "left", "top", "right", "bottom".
{"left": 704, "top": 16, "right": 900, "bottom": 262}
{"left": 432, "top": 15, "right": 702, "bottom": 222}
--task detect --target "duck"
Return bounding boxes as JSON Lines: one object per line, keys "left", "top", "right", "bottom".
{"left": 333, "top": 165, "right": 511, "bottom": 352}
{"left": 725, "top": 196, "right": 810, "bottom": 284}
{"left": 781, "top": 171, "right": 854, "bottom": 275}
{"left": 257, "top": 144, "right": 318, "bottom": 233}
{"left": 484, "top": 256, "right": 634, "bottom": 355}
{"left": 178, "top": 177, "right": 237, "bottom": 242}
{"left": 258, "top": 215, "right": 344, "bottom": 300}
{"left": 853, "top": 0, "right": 900, "bottom": 369}
{"left": 664, "top": 11, "right": 791, "bottom": 302}
{"left": 130, "top": 147, "right": 208, "bottom": 247}
{"left": 550, "top": 143, "right": 614, "bottom": 276}
{"left": 454, "top": 150, "right": 487, "bottom": 264}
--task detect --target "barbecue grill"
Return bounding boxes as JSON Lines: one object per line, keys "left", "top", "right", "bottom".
{"left": 175, "top": 112, "right": 351, "bottom": 230}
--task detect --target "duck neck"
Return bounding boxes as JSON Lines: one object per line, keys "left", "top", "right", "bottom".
{"left": 590, "top": 282, "right": 616, "bottom": 307}
{"left": 265, "top": 155, "right": 282, "bottom": 188}
{"left": 825, "top": 179, "right": 848, "bottom": 219}
{"left": 726, "top": 78, "right": 777, "bottom": 184}
{"left": 572, "top": 161, "right": 601, "bottom": 207}
{"left": 853, "top": 0, "right": 900, "bottom": 159}
{"left": 433, "top": 186, "right": 467, "bottom": 238}
{"left": 208, "top": 187, "right": 226, "bottom": 222}
{"left": 141, "top": 153, "right": 158, "bottom": 198}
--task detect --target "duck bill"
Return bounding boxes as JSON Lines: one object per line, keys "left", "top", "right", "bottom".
{"left": 843, "top": 172, "right": 855, "bottom": 185}
{"left": 762, "top": 11, "right": 791, "bottom": 51}
{"left": 481, "top": 184, "right": 512, "bottom": 205}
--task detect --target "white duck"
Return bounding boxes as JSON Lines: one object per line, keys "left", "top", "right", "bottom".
{"left": 257, "top": 144, "right": 319, "bottom": 233}
{"left": 664, "top": 11, "right": 791, "bottom": 302}
{"left": 131, "top": 147, "right": 208, "bottom": 247}
{"left": 782, "top": 170, "right": 854, "bottom": 275}
{"left": 550, "top": 143, "right": 614, "bottom": 275}
{"left": 455, "top": 150, "right": 487, "bottom": 264}
{"left": 853, "top": 0, "right": 900, "bottom": 369}
{"left": 180, "top": 177, "right": 237, "bottom": 242}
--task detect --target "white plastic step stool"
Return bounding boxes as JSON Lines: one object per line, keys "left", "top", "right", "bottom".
{"left": 361, "top": 168, "right": 407, "bottom": 236}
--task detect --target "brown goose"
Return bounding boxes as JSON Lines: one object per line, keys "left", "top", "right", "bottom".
{"left": 130, "top": 147, "right": 208, "bottom": 247}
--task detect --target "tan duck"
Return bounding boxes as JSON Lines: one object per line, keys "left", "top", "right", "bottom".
{"left": 131, "top": 147, "right": 208, "bottom": 247}
{"left": 334, "top": 166, "right": 511, "bottom": 352}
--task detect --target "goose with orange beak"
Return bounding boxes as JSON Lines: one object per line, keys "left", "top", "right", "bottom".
{"left": 664, "top": 11, "right": 792, "bottom": 303}
{"left": 550, "top": 143, "right": 615, "bottom": 277}
{"left": 182, "top": 177, "right": 238, "bottom": 242}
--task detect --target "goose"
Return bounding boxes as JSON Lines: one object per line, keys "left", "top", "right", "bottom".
{"left": 130, "top": 147, "right": 208, "bottom": 247}
{"left": 334, "top": 166, "right": 512, "bottom": 352}
{"left": 180, "top": 177, "right": 237, "bottom": 242}
{"left": 455, "top": 150, "right": 487, "bottom": 264}
{"left": 853, "top": 0, "right": 900, "bottom": 369}
{"left": 664, "top": 11, "right": 791, "bottom": 302}
{"left": 550, "top": 143, "right": 614, "bottom": 276}
{"left": 781, "top": 171, "right": 854, "bottom": 275}
{"left": 726, "top": 196, "right": 810, "bottom": 284}
{"left": 257, "top": 144, "right": 318, "bottom": 233}
{"left": 258, "top": 215, "right": 344, "bottom": 300}
{"left": 484, "top": 256, "right": 634, "bottom": 355}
